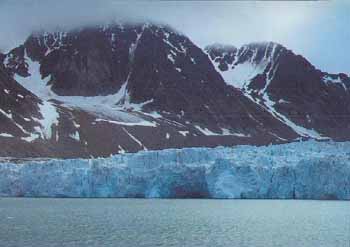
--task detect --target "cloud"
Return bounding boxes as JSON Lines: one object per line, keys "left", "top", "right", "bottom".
{"left": 0, "top": 0, "right": 325, "bottom": 47}
{"left": 0, "top": 0, "right": 348, "bottom": 74}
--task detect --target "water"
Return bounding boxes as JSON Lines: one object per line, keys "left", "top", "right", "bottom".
{"left": 0, "top": 199, "right": 349, "bottom": 247}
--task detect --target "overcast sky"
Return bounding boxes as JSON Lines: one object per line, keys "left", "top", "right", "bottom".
{"left": 0, "top": 0, "right": 349, "bottom": 74}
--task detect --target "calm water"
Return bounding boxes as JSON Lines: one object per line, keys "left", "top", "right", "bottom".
{"left": 0, "top": 199, "right": 349, "bottom": 247}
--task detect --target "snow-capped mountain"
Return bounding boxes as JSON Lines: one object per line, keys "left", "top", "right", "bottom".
{"left": 0, "top": 22, "right": 349, "bottom": 157}
{"left": 206, "top": 42, "right": 350, "bottom": 140}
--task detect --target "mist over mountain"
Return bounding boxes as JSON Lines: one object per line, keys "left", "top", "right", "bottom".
{"left": 0, "top": 0, "right": 349, "bottom": 74}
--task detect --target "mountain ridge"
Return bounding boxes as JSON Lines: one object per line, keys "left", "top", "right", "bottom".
{"left": 0, "top": 21, "right": 349, "bottom": 157}
{"left": 206, "top": 40, "right": 350, "bottom": 140}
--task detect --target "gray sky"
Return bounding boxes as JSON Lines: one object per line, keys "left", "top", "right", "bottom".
{"left": 0, "top": 0, "right": 349, "bottom": 74}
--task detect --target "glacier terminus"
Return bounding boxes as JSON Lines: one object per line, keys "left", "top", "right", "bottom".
{"left": 0, "top": 140, "right": 349, "bottom": 199}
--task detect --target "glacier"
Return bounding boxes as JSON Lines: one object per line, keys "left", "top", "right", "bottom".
{"left": 0, "top": 141, "right": 349, "bottom": 199}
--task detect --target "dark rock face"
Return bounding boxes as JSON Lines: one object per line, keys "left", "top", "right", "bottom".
{"left": 205, "top": 44, "right": 237, "bottom": 71}
{"left": 23, "top": 25, "right": 144, "bottom": 96}
{"left": 263, "top": 49, "right": 350, "bottom": 140}
{"left": 2, "top": 46, "right": 29, "bottom": 77}
{"left": 206, "top": 42, "right": 350, "bottom": 140}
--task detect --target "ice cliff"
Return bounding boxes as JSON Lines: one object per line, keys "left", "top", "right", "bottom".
{"left": 0, "top": 141, "right": 349, "bottom": 199}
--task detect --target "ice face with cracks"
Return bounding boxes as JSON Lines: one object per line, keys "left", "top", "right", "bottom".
{"left": 0, "top": 141, "right": 349, "bottom": 199}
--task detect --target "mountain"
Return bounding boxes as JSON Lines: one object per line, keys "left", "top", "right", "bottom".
{"left": 206, "top": 42, "right": 350, "bottom": 140}
{"left": 16, "top": 23, "right": 293, "bottom": 138}
{"left": 0, "top": 22, "right": 349, "bottom": 157}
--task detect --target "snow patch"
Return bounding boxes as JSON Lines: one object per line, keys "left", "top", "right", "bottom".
{"left": 0, "top": 133, "right": 14, "bottom": 138}
{"left": 167, "top": 54, "right": 175, "bottom": 64}
{"left": 195, "top": 126, "right": 219, "bottom": 136}
{"left": 278, "top": 99, "right": 290, "bottom": 104}
{"left": 0, "top": 108, "right": 13, "bottom": 119}
{"left": 207, "top": 43, "right": 275, "bottom": 89}
{"left": 33, "top": 101, "right": 59, "bottom": 140}
{"left": 259, "top": 93, "right": 326, "bottom": 139}
{"left": 221, "top": 128, "right": 250, "bottom": 137}
{"left": 69, "top": 131, "right": 80, "bottom": 142}
{"left": 15, "top": 56, "right": 156, "bottom": 128}
{"left": 72, "top": 121, "right": 80, "bottom": 128}
{"left": 225, "top": 61, "right": 268, "bottom": 88}
{"left": 122, "top": 127, "right": 147, "bottom": 150}
{"left": 195, "top": 126, "right": 250, "bottom": 137}
{"left": 178, "top": 131, "right": 189, "bottom": 137}
{"left": 95, "top": 118, "right": 157, "bottom": 127}
{"left": 118, "top": 145, "right": 126, "bottom": 154}
{"left": 14, "top": 51, "right": 53, "bottom": 99}
{"left": 323, "top": 75, "right": 347, "bottom": 90}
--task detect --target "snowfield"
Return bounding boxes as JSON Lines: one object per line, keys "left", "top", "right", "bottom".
{"left": 0, "top": 141, "right": 349, "bottom": 199}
